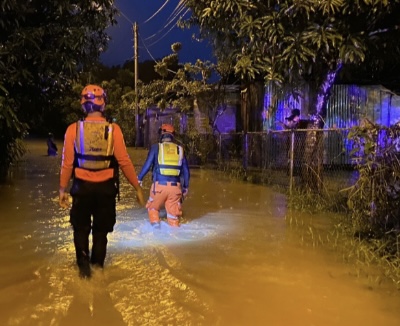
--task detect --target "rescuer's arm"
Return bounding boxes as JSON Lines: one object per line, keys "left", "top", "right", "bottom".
{"left": 137, "top": 145, "right": 156, "bottom": 183}
{"left": 112, "top": 124, "right": 145, "bottom": 207}
{"left": 59, "top": 124, "right": 76, "bottom": 208}
{"left": 181, "top": 156, "right": 190, "bottom": 198}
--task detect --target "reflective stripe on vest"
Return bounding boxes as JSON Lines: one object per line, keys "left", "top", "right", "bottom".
{"left": 158, "top": 142, "right": 183, "bottom": 176}
{"left": 75, "top": 120, "right": 114, "bottom": 170}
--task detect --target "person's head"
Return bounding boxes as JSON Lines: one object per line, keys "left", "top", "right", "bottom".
{"left": 285, "top": 108, "right": 300, "bottom": 122}
{"left": 291, "top": 109, "right": 300, "bottom": 117}
{"left": 158, "top": 124, "right": 175, "bottom": 141}
{"left": 80, "top": 84, "right": 106, "bottom": 114}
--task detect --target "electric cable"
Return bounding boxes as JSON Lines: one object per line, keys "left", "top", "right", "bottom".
{"left": 138, "top": 31, "right": 160, "bottom": 63}
{"left": 143, "top": 0, "right": 171, "bottom": 24}
{"left": 114, "top": 4, "right": 135, "bottom": 25}
{"left": 144, "top": 4, "right": 188, "bottom": 41}
{"left": 111, "top": 1, "right": 190, "bottom": 68}
{"left": 144, "top": 6, "right": 190, "bottom": 49}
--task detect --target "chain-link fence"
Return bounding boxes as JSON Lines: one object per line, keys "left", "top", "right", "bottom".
{"left": 180, "top": 127, "right": 400, "bottom": 261}
{"left": 184, "top": 128, "right": 357, "bottom": 195}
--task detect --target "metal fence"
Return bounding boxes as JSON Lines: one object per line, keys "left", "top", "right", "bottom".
{"left": 184, "top": 128, "right": 357, "bottom": 195}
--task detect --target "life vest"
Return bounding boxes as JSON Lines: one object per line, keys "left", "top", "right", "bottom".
{"left": 74, "top": 120, "right": 114, "bottom": 170}
{"left": 158, "top": 142, "right": 183, "bottom": 176}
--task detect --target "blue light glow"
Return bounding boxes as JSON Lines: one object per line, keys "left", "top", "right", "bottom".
{"left": 108, "top": 213, "right": 230, "bottom": 248}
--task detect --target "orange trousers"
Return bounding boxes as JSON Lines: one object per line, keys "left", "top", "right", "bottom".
{"left": 146, "top": 181, "right": 183, "bottom": 227}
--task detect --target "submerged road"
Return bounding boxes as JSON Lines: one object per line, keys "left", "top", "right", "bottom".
{"left": 0, "top": 139, "right": 399, "bottom": 326}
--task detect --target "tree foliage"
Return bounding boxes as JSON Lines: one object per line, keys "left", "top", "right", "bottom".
{"left": 0, "top": 0, "right": 117, "bottom": 179}
{"left": 182, "top": 0, "right": 400, "bottom": 116}
{"left": 346, "top": 119, "right": 400, "bottom": 237}
{"left": 137, "top": 43, "right": 216, "bottom": 113}
{"left": 1, "top": 0, "right": 116, "bottom": 99}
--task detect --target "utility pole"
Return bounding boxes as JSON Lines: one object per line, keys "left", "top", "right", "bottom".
{"left": 134, "top": 22, "right": 140, "bottom": 147}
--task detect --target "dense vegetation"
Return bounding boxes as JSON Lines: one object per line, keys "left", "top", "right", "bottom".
{"left": 0, "top": 0, "right": 117, "bottom": 180}
{"left": 182, "top": 0, "right": 400, "bottom": 124}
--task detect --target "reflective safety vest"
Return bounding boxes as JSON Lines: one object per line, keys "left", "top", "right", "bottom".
{"left": 158, "top": 142, "right": 183, "bottom": 176}
{"left": 74, "top": 120, "right": 114, "bottom": 170}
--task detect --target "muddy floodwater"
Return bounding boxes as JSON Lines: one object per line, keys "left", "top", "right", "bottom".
{"left": 0, "top": 139, "right": 400, "bottom": 326}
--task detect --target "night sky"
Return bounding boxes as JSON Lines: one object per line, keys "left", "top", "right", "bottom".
{"left": 100, "top": 0, "right": 214, "bottom": 66}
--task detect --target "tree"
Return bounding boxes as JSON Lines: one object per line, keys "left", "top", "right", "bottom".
{"left": 0, "top": 0, "right": 117, "bottom": 179}
{"left": 138, "top": 43, "right": 216, "bottom": 113}
{"left": 137, "top": 42, "right": 242, "bottom": 135}
{"left": 181, "top": 0, "right": 400, "bottom": 191}
{"left": 182, "top": 0, "right": 400, "bottom": 124}
{"left": 136, "top": 42, "right": 243, "bottom": 162}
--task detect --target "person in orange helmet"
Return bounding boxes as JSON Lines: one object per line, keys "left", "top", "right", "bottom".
{"left": 58, "top": 84, "right": 145, "bottom": 279}
{"left": 138, "top": 123, "right": 190, "bottom": 228}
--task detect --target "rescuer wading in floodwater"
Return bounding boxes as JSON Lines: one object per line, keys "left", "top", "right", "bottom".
{"left": 138, "top": 124, "right": 190, "bottom": 228}
{"left": 58, "top": 84, "right": 145, "bottom": 279}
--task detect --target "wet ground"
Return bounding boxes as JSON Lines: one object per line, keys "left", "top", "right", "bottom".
{"left": 0, "top": 139, "right": 400, "bottom": 326}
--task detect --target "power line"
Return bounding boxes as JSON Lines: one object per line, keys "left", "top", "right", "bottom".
{"left": 143, "top": 0, "right": 171, "bottom": 24}
{"left": 144, "top": 6, "right": 188, "bottom": 42}
{"left": 165, "top": 0, "right": 187, "bottom": 29}
{"left": 143, "top": 4, "right": 190, "bottom": 50}
{"left": 115, "top": 4, "right": 135, "bottom": 25}
{"left": 144, "top": 19, "right": 183, "bottom": 48}
{"left": 112, "top": 3, "right": 159, "bottom": 61}
{"left": 138, "top": 31, "right": 160, "bottom": 63}
{"left": 112, "top": 1, "right": 190, "bottom": 63}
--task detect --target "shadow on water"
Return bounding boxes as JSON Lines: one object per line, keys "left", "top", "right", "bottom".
{"left": 1, "top": 139, "right": 400, "bottom": 325}
{"left": 58, "top": 279, "right": 126, "bottom": 326}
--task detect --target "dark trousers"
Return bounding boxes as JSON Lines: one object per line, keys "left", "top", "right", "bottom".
{"left": 70, "top": 179, "right": 117, "bottom": 267}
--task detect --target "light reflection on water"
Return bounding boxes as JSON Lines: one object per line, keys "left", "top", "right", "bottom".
{"left": 111, "top": 217, "right": 220, "bottom": 248}
{"left": 0, "top": 140, "right": 400, "bottom": 326}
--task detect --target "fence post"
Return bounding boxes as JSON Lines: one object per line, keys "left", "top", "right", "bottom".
{"left": 289, "top": 131, "right": 295, "bottom": 195}
{"left": 243, "top": 132, "right": 248, "bottom": 173}
{"left": 219, "top": 133, "right": 222, "bottom": 162}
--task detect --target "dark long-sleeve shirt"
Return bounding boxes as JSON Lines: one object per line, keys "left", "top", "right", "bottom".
{"left": 138, "top": 141, "right": 190, "bottom": 189}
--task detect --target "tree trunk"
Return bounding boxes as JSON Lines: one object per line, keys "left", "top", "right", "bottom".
{"left": 301, "top": 63, "right": 343, "bottom": 192}
{"left": 240, "top": 81, "right": 264, "bottom": 133}
{"left": 311, "top": 62, "right": 343, "bottom": 122}
{"left": 240, "top": 81, "right": 264, "bottom": 169}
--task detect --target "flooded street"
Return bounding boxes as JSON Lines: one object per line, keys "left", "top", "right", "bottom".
{"left": 1, "top": 139, "right": 400, "bottom": 326}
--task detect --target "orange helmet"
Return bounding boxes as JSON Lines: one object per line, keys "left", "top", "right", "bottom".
{"left": 159, "top": 124, "right": 175, "bottom": 135}
{"left": 81, "top": 84, "right": 106, "bottom": 107}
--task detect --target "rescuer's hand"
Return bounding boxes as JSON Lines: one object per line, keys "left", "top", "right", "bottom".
{"left": 182, "top": 188, "right": 188, "bottom": 198}
{"left": 136, "top": 187, "right": 146, "bottom": 207}
{"left": 59, "top": 190, "right": 70, "bottom": 209}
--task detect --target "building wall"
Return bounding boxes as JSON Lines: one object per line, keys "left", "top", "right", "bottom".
{"left": 262, "top": 83, "right": 400, "bottom": 130}
{"left": 262, "top": 83, "right": 305, "bottom": 131}
{"left": 143, "top": 107, "right": 183, "bottom": 148}
{"left": 326, "top": 85, "right": 400, "bottom": 128}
